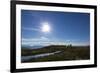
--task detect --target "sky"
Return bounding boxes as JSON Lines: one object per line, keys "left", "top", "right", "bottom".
{"left": 21, "top": 10, "right": 90, "bottom": 46}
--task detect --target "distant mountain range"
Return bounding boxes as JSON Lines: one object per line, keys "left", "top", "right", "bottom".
{"left": 22, "top": 45, "right": 45, "bottom": 49}
{"left": 22, "top": 44, "right": 90, "bottom": 50}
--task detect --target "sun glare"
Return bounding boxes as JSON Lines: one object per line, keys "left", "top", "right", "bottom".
{"left": 41, "top": 22, "right": 50, "bottom": 32}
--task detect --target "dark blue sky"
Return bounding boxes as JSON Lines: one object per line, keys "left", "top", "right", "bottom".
{"left": 21, "top": 10, "right": 90, "bottom": 46}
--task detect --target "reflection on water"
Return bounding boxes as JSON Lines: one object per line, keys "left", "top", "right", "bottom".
{"left": 21, "top": 51, "right": 61, "bottom": 62}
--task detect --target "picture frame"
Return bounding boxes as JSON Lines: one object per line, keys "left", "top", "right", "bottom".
{"left": 11, "top": 1, "right": 97, "bottom": 73}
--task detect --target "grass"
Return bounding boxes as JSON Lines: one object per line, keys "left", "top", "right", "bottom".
{"left": 21, "top": 45, "right": 90, "bottom": 63}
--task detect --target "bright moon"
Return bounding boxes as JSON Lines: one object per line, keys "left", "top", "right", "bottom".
{"left": 42, "top": 22, "right": 50, "bottom": 32}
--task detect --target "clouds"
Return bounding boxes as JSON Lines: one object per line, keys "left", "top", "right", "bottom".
{"left": 22, "top": 36, "right": 68, "bottom": 46}
{"left": 22, "top": 22, "right": 51, "bottom": 33}
{"left": 22, "top": 36, "right": 49, "bottom": 42}
{"left": 22, "top": 27, "right": 40, "bottom": 32}
{"left": 22, "top": 36, "right": 50, "bottom": 46}
{"left": 22, "top": 36, "right": 90, "bottom": 47}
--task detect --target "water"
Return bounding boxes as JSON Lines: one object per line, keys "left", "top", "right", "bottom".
{"left": 21, "top": 51, "right": 61, "bottom": 62}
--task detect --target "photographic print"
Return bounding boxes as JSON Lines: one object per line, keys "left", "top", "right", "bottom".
{"left": 21, "top": 10, "right": 90, "bottom": 63}
{"left": 11, "top": 1, "right": 97, "bottom": 72}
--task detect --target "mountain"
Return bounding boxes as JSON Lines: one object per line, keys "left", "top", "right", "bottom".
{"left": 22, "top": 45, "right": 45, "bottom": 49}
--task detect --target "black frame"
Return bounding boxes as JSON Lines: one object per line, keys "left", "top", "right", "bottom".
{"left": 10, "top": 1, "right": 97, "bottom": 73}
